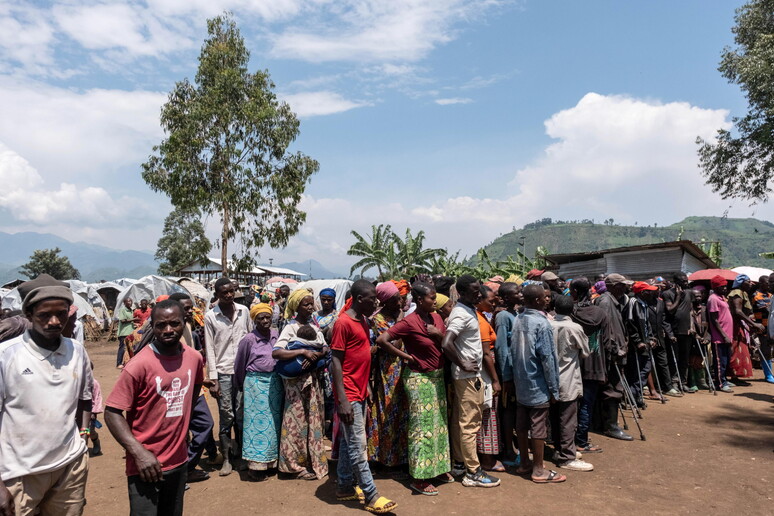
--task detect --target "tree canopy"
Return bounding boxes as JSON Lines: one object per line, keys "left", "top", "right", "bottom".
{"left": 155, "top": 208, "right": 212, "bottom": 276}
{"left": 142, "top": 13, "right": 318, "bottom": 274}
{"left": 697, "top": 0, "right": 774, "bottom": 201}
{"left": 19, "top": 248, "right": 80, "bottom": 280}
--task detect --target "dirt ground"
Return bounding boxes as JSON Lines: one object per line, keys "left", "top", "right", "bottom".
{"left": 83, "top": 338, "right": 774, "bottom": 516}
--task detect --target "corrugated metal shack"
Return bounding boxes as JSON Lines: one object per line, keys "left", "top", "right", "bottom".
{"left": 544, "top": 241, "right": 717, "bottom": 280}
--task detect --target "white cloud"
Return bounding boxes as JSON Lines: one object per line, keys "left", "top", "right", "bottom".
{"left": 281, "top": 91, "right": 372, "bottom": 117}
{"left": 0, "top": 2, "right": 56, "bottom": 74}
{"left": 435, "top": 97, "right": 473, "bottom": 105}
{"left": 0, "top": 76, "right": 165, "bottom": 182}
{"left": 270, "top": 0, "right": 507, "bottom": 63}
{"left": 0, "top": 143, "right": 148, "bottom": 226}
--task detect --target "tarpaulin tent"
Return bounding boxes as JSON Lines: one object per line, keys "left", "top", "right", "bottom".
{"left": 114, "top": 275, "right": 191, "bottom": 318}
{"left": 67, "top": 280, "right": 110, "bottom": 325}
{"left": 292, "top": 279, "right": 352, "bottom": 311}
{"left": 1, "top": 286, "right": 97, "bottom": 320}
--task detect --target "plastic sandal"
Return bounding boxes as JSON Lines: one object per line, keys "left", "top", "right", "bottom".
{"left": 364, "top": 496, "right": 398, "bottom": 514}
{"left": 337, "top": 486, "right": 365, "bottom": 502}
{"left": 532, "top": 470, "right": 567, "bottom": 484}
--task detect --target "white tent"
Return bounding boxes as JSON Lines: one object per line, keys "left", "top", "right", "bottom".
{"left": 1, "top": 287, "right": 97, "bottom": 320}
{"left": 114, "top": 278, "right": 138, "bottom": 288}
{"left": 292, "top": 279, "right": 352, "bottom": 311}
{"left": 179, "top": 278, "right": 212, "bottom": 303}
{"left": 114, "top": 275, "right": 191, "bottom": 316}
{"left": 67, "top": 280, "right": 110, "bottom": 325}
{"left": 731, "top": 266, "right": 773, "bottom": 280}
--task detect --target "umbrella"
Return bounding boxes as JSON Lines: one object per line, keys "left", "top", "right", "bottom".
{"left": 731, "top": 266, "right": 773, "bottom": 281}
{"left": 265, "top": 277, "right": 298, "bottom": 285}
{"left": 688, "top": 269, "right": 738, "bottom": 282}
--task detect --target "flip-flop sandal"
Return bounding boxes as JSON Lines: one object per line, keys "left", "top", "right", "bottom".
{"left": 410, "top": 481, "right": 438, "bottom": 496}
{"left": 532, "top": 470, "right": 567, "bottom": 484}
{"left": 364, "top": 496, "right": 398, "bottom": 514}
{"left": 337, "top": 486, "right": 365, "bottom": 502}
{"left": 297, "top": 471, "right": 317, "bottom": 481}
{"left": 435, "top": 473, "right": 455, "bottom": 483}
{"left": 501, "top": 459, "right": 520, "bottom": 468}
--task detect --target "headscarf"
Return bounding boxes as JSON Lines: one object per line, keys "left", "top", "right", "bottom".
{"left": 526, "top": 269, "right": 544, "bottom": 280}
{"left": 434, "top": 293, "right": 450, "bottom": 312}
{"left": 376, "top": 281, "right": 400, "bottom": 303}
{"left": 319, "top": 288, "right": 337, "bottom": 309}
{"left": 484, "top": 281, "right": 501, "bottom": 294}
{"left": 250, "top": 303, "right": 273, "bottom": 321}
{"left": 284, "top": 288, "right": 313, "bottom": 319}
{"left": 594, "top": 281, "right": 607, "bottom": 294}
{"left": 392, "top": 279, "right": 410, "bottom": 296}
{"left": 711, "top": 275, "right": 727, "bottom": 290}
{"left": 732, "top": 274, "right": 749, "bottom": 290}
{"left": 488, "top": 275, "right": 505, "bottom": 283}
{"left": 155, "top": 294, "right": 169, "bottom": 303}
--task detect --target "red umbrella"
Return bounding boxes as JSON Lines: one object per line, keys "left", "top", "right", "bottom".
{"left": 688, "top": 269, "right": 738, "bottom": 282}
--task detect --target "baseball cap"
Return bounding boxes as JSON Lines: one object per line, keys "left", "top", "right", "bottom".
{"left": 632, "top": 281, "right": 658, "bottom": 294}
{"left": 606, "top": 273, "right": 634, "bottom": 286}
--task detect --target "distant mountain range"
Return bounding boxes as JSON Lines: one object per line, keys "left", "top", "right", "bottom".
{"left": 479, "top": 216, "right": 774, "bottom": 268}
{"left": 0, "top": 231, "right": 345, "bottom": 284}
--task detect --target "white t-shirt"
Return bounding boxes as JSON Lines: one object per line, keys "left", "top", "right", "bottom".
{"left": 0, "top": 331, "right": 93, "bottom": 480}
{"left": 446, "top": 303, "right": 482, "bottom": 380}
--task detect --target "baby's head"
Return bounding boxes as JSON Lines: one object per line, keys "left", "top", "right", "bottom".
{"left": 296, "top": 324, "right": 317, "bottom": 341}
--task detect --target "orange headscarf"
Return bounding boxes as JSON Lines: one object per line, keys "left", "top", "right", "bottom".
{"left": 392, "top": 280, "right": 410, "bottom": 296}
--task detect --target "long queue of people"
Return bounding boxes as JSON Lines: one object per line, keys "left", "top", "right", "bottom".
{"left": 1, "top": 269, "right": 770, "bottom": 516}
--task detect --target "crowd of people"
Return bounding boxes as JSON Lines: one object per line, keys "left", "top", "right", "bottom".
{"left": 1, "top": 267, "right": 772, "bottom": 515}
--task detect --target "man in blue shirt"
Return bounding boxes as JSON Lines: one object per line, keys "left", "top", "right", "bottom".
{"left": 503, "top": 283, "right": 565, "bottom": 484}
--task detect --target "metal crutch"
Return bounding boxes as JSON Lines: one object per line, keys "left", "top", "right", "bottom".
{"left": 668, "top": 340, "right": 685, "bottom": 394}
{"left": 620, "top": 370, "right": 642, "bottom": 420}
{"left": 695, "top": 337, "right": 717, "bottom": 396}
{"left": 646, "top": 343, "right": 667, "bottom": 403}
{"left": 633, "top": 351, "right": 647, "bottom": 409}
{"left": 614, "top": 362, "right": 646, "bottom": 441}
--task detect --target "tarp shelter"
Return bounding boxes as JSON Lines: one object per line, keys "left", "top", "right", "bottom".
{"left": 114, "top": 278, "right": 138, "bottom": 288}
{"left": 1, "top": 287, "right": 97, "bottom": 321}
{"left": 178, "top": 278, "right": 212, "bottom": 304}
{"left": 1, "top": 279, "right": 25, "bottom": 289}
{"left": 67, "top": 280, "right": 110, "bottom": 325}
{"left": 114, "top": 275, "right": 191, "bottom": 317}
{"left": 292, "top": 279, "right": 352, "bottom": 311}
{"left": 731, "top": 266, "right": 773, "bottom": 281}
{"left": 94, "top": 281, "right": 123, "bottom": 310}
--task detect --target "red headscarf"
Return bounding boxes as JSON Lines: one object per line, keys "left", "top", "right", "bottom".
{"left": 710, "top": 275, "right": 727, "bottom": 290}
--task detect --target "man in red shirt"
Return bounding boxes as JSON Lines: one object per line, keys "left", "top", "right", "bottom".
{"left": 133, "top": 299, "right": 152, "bottom": 328}
{"left": 331, "top": 280, "right": 397, "bottom": 514}
{"left": 105, "top": 299, "right": 204, "bottom": 516}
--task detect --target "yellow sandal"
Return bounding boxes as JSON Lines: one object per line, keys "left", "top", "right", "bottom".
{"left": 337, "top": 486, "right": 365, "bottom": 503}
{"left": 364, "top": 496, "right": 398, "bottom": 514}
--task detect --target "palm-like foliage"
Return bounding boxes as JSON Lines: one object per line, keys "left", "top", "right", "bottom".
{"left": 347, "top": 224, "right": 393, "bottom": 277}
{"left": 394, "top": 228, "right": 446, "bottom": 277}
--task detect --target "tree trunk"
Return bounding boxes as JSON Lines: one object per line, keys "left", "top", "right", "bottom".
{"left": 221, "top": 203, "right": 229, "bottom": 275}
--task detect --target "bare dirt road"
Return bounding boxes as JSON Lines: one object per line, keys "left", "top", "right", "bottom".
{"left": 83, "top": 339, "right": 774, "bottom": 516}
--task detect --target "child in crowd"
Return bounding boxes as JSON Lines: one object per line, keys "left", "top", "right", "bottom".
{"left": 89, "top": 362, "right": 103, "bottom": 457}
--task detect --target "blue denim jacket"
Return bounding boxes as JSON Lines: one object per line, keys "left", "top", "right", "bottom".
{"left": 503, "top": 308, "right": 560, "bottom": 406}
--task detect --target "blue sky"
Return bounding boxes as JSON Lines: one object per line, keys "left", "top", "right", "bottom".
{"left": 0, "top": 0, "right": 762, "bottom": 273}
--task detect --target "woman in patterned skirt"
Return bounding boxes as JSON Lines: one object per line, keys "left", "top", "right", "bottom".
{"left": 376, "top": 281, "right": 453, "bottom": 496}
{"left": 234, "top": 303, "right": 283, "bottom": 481}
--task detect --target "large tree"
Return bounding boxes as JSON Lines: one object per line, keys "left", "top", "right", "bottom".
{"left": 142, "top": 14, "right": 318, "bottom": 273}
{"left": 697, "top": 0, "right": 774, "bottom": 201}
{"left": 155, "top": 208, "right": 212, "bottom": 276}
{"left": 19, "top": 248, "right": 80, "bottom": 280}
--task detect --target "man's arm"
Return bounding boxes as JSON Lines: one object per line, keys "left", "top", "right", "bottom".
{"left": 330, "top": 350, "right": 353, "bottom": 425}
{"left": 663, "top": 289, "right": 682, "bottom": 313}
{"left": 104, "top": 407, "right": 163, "bottom": 482}
{"left": 536, "top": 326, "right": 560, "bottom": 400}
{"left": 481, "top": 339, "right": 500, "bottom": 395}
{"left": 203, "top": 315, "right": 220, "bottom": 397}
{"left": 441, "top": 330, "right": 476, "bottom": 372}
{"left": 709, "top": 310, "right": 732, "bottom": 344}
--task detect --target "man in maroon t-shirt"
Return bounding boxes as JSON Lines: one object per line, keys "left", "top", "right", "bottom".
{"left": 106, "top": 299, "right": 204, "bottom": 516}
{"left": 331, "top": 280, "right": 397, "bottom": 513}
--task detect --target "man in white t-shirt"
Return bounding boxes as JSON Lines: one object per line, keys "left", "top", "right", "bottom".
{"left": 441, "top": 275, "right": 500, "bottom": 488}
{"left": 0, "top": 274, "right": 94, "bottom": 515}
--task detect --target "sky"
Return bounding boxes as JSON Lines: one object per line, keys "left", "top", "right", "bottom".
{"left": 0, "top": 0, "right": 765, "bottom": 274}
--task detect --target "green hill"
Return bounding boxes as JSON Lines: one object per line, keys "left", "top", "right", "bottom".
{"left": 479, "top": 216, "right": 774, "bottom": 269}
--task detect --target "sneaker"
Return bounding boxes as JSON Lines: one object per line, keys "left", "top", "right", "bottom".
{"left": 665, "top": 388, "right": 682, "bottom": 397}
{"left": 687, "top": 386, "right": 699, "bottom": 393}
{"left": 559, "top": 459, "right": 594, "bottom": 472}
{"left": 450, "top": 462, "right": 466, "bottom": 477}
{"left": 720, "top": 384, "right": 734, "bottom": 393}
{"left": 462, "top": 468, "right": 501, "bottom": 488}
{"left": 725, "top": 381, "right": 736, "bottom": 387}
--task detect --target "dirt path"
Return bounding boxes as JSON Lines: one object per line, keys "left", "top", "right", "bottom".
{"left": 84, "top": 339, "right": 774, "bottom": 515}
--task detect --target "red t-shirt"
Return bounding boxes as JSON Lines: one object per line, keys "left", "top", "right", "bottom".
{"left": 106, "top": 344, "right": 204, "bottom": 476}
{"left": 133, "top": 308, "right": 151, "bottom": 327}
{"left": 387, "top": 312, "right": 446, "bottom": 372}
{"left": 331, "top": 312, "right": 371, "bottom": 403}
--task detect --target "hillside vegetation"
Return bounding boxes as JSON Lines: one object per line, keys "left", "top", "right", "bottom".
{"left": 479, "top": 216, "right": 774, "bottom": 269}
